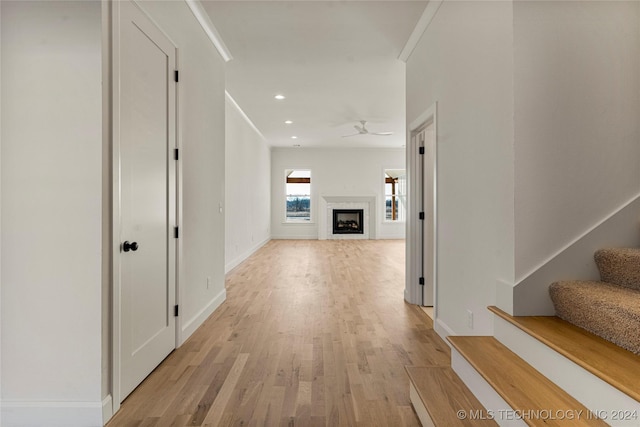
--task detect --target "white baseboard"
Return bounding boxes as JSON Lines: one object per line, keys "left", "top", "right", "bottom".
{"left": 513, "top": 191, "right": 640, "bottom": 316}
{"left": 102, "top": 395, "right": 112, "bottom": 425}
{"left": 377, "top": 235, "right": 406, "bottom": 240}
{"left": 270, "top": 235, "right": 317, "bottom": 240}
{"left": 495, "top": 279, "right": 514, "bottom": 316}
{"left": 180, "top": 288, "right": 226, "bottom": 344}
{"left": 225, "top": 237, "right": 270, "bottom": 274}
{"left": 1, "top": 400, "right": 103, "bottom": 427}
{"left": 434, "top": 318, "right": 455, "bottom": 345}
{"left": 377, "top": 232, "right": 406, "bottom": 239}
{"left": 494, "top": 316, "right": 640, "bottom": 426}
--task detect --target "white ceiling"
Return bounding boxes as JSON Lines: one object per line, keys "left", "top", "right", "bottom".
{"left": 201, "top": 1, "right": 427, "bottom": 148}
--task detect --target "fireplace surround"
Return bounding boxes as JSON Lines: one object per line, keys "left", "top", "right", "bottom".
{"left": 321, "top": 196, "right": 374, "bottom": 240}
{"left": 333, "top": 209, "right": 364, "bottom": 234}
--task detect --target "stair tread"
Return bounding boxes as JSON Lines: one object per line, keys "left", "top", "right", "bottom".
{"left": 489, "top": 305, "right": 640, "bottom": 402}
{"left": 448, "top": 336, "right": 608, "bottom": 427}
{"left": 405, "top": 366, "right": 498, "bottom": 426}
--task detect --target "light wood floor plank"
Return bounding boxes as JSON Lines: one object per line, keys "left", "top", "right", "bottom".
{"left": 107, "top": 240, "right": 450, "bottom": 426}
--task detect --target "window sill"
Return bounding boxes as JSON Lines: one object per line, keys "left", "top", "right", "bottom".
{"left": 282, "top": 221, "right": 315, "bottom": 225}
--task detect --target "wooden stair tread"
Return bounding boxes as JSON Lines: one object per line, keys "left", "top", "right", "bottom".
{"left": 448, "top": 336, "right": 608, "bottom": 427}
{"left": 489, "top": 305, "right": 640, "bottom": 402}
{"left": 405, "top": 366, "right": 498, "bottom": 426}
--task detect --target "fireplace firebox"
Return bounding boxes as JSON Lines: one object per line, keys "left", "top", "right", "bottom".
{"left": 333, "top": 209, "right": 364, "bottom": 234}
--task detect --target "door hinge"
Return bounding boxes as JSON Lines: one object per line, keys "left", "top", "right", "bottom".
{"left": 174, "top": 226, "right": 179, "bottom": 238}
{"left": 174, "top": 148, "right": 179, "bottom": 160}
{"left": 419, "top": 277, "right": 425, "bottom": 285}
{"left": 419, "top": 147, "right": 425, "bottom": 155}
{"left": 174, "top": 305, "right": 179, "bottom": 317}
{"left": 419, "top": 212, "right": 425, "bottom": 220}
{"left": 174, "top": 70, "right": 179, "bottom": 82}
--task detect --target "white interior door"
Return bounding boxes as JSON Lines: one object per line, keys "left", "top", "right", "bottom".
{"left": 115, "top": 0, "right": 177, "bottom": 402}
{"left": 421, "top": 122, "right": 436, "bottom": 306}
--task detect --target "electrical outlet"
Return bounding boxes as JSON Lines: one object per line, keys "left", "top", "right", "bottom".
{"left": 467, "top": 310, "right": 474, "bottom": 329}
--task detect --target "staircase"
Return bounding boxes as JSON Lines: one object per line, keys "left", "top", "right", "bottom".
{"left": 407, "top": 247, "right": 640, "bottom": 426}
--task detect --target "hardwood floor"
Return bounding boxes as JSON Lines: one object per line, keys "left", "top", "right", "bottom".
{"left": 107, "top": 239, "right": 451, "bottom": 426}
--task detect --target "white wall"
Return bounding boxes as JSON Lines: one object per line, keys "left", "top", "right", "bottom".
{"left": 1, "top": 1, "right": 228, "bottom": 424}
{"left": 271, "top": 147, "right": 405, "bottom": 240}
{"left": 406, "top": 1, "right": 515, "bottom": 336}
{"left": 1, "top": 1, "right": 104, "bottom": 425}
{"left": 1, "top": 0, "right": 4, "bottom": 418}
{"left": 225, "top": 94, "right": 271, "bottom": 272}
{"left": 512, "top": 194, "right": 640, "bottom": 316}
{"left": 134, "top": 1, "right": 227, "bottom": 343}
{"left": 406, "top": 1, "right": 640, "bottom": 326}
{"left": 513, "top": 0, "right": 640, "bottom": 281}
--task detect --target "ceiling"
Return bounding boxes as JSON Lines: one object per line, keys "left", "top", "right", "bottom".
{"left": 201, "top": 1, "right": 427, "bottom": 148}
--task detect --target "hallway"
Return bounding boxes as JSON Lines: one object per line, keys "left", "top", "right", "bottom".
{"left": 108, "top": 240, "right": 450, "bottom": 426}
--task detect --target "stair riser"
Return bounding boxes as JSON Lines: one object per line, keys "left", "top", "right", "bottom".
{"left": 494, "top": 316, "right": 640, "bottom": 426}
{"left": 409, "top": 383, "right": 436, "bottom": 427}
{"left": 595, "top": 249, "right": 640, "bottom": 290}
{"left": 450, "top": 350, "right": 527, "bottom": 427}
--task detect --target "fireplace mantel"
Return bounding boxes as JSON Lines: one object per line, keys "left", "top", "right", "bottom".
{"left": 321, "top": 195, "right": 376, "bottom": 204}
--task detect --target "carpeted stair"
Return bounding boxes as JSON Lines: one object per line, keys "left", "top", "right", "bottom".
{"left": 549, "top": 248, "right": 640, "bottom": 355}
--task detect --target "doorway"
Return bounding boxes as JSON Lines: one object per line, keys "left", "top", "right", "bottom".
{"left": 112, "top": 0, "right": 178, "bottom": 408}
{"left": 418, "top": 120, "right": 436, "bottom": 307}
{"left": 406, "top": 104, "right": 437, "bottom": 312}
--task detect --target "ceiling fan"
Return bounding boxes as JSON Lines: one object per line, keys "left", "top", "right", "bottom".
{"left": 342, "top": 120, "right": 393, "bottom": 137}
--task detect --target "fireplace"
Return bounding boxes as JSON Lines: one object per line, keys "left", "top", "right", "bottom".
{"left": 333, "top": 209, "right": 364, "bottom": 234}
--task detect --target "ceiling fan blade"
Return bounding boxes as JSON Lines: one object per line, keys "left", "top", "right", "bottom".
{"left": 341, "top": 133, "right": 360, "bottom": 138}
{"left": 372, "top": 132, "right": 393, "bottom": 136}
{"left": 354, "top": 124, "right": 364, "bottom": 132}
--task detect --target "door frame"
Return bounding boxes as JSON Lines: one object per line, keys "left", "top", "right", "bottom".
{"left": 110, "top": 0, "right": 181, "bottom": 412}
{"left": 406, "top": 103, "right": 437, "bottom": 312}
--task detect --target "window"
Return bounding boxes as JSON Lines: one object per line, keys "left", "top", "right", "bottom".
{"left": 385, "top": 169, "right": 406, "bottom": 221}
{"left": 285, "top": 169, "right": 311, "bottom": 222}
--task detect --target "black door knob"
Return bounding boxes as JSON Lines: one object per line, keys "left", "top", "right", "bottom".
{"left": 122, "top": 241, "right": 139, "bottom": 252}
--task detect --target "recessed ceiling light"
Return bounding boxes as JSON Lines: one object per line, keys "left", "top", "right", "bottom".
{"left": 284, "top": 120, "right": 293, "bottom": 124}
{"left": 291, "top": 136, "right": 298, "bottom": 139}
{"left": 274, "top": 94, "right": 286, "bottom": 100}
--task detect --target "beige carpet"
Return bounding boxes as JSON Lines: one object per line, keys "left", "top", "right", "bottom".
{"left": 595, "top": 247, "right": 640, "bottom": 290}
{"left": 549, "top": 248, "right": 640, "bottom": 355}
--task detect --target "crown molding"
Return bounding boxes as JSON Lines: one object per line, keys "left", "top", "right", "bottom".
{"left": 225, "top": 91, "right": 268, "bottom": 143}
{"left": 185, "top": 0, "right": 233, "bottom": 62}
{"left": 398, "top": 0, "right": 444, "bottom": 63}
